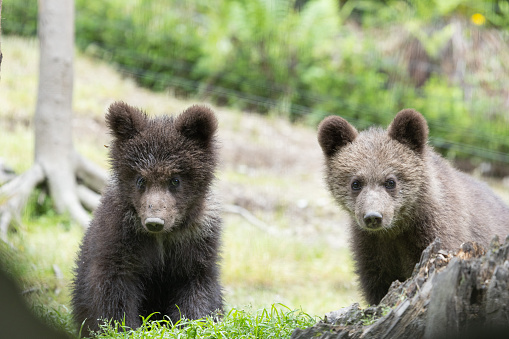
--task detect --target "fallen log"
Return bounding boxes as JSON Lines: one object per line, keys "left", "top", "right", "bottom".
{"left": 292, "top": 236, "right": 509, "bottom": 339}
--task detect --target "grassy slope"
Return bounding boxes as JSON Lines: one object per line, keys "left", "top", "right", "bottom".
{"left": 0, "top": 36, "right": 360, "bottom": 335}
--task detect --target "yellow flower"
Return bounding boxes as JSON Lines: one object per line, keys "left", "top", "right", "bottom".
{"left": 471, "top": 13, "right": 486, "bottom": 26}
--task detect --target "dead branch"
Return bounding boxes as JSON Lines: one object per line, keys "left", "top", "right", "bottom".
{"left": 222, "top": 203, "right": 290, "bottom": 236}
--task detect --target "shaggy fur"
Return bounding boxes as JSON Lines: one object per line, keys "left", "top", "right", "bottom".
{"left": 318, "top": 108, "right": 509, "bottom": 305}
{"left": 72, "top": 102, "right": 223, "bottom": 335}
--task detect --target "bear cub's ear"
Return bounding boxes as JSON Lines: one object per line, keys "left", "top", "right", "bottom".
{"left": 317, "top": 115, "right": 358, "bottom": 158}
{"left": 175, "top": 105, "right": 218, "bottom": 147}
{"left": 388, "top": 109, "right": 428, "bottom": 154}
{"left": 106, "top": 101, "right": 148, "bottom": 141}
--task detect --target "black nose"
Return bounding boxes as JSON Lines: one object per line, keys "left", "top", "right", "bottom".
{"left": 145, "top": 217, "right": 165, "bottom": 233}
{"left": 363, "top": 211, "right": 383, "bottom": 229}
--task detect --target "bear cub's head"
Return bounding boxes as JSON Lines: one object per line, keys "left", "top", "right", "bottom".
{"left": 318, "top": 109, "right": 429, "bottom": 233}
{"left": 106, "top": 101, "right": 218, "bottom": 234}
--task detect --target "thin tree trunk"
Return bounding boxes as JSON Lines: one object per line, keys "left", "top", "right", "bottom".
{"left": 0, "top": 1, "right": 108, "bottom": 239}
{"left": 34, "top": 0, "right": 90, "bottom": 228}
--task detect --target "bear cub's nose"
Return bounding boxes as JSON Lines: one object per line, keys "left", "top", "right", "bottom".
{"left": 145, "top": 217, "right": 165, "bottom": 233}
{"left": 363, "top": 211, "right": 383, "bottom": 229}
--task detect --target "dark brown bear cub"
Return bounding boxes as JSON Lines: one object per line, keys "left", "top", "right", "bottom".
{"left": 318, "top": 109, "right": 509, "bottom": 305}
{"left": 72, "top": 102, "right": 223, "bottom": 334}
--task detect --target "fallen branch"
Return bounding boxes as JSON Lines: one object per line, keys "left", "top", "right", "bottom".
{"left": 222, "top": 203, "right": 290, "bottom": 236}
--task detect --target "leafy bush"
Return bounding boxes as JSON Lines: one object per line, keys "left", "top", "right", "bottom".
{"left": 3, "top": 0, "right": 509, "bottom": 165}
{"left": 1, "top": 0, "right": 37, "bottom": 36}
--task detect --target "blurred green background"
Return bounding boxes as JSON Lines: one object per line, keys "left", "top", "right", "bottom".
{"left": 4, "top": 0, "right": 509, "bottom": 166}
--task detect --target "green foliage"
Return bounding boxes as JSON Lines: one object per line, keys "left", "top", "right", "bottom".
{"left": 1, "top": 0, "right": 37, "bottom": 36}
{"left": 358, "top": 0, "right": 504, "bottom": 26}
{"left": 4, "top": 0, "right": 509, "bottom": 163}
{"left": 88, "top": 305, "right": 317, "bottom": 339}
{"left": 75, "top": 0, "right": 206, "bottom": 92}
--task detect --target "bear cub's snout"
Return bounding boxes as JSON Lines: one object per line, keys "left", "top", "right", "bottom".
{"left": 135, "top": 180, "right": 178, "bottom": 233}
{"left": 363, "top": 211, "right": 383, "bottom": 229}
{"left": 145, "top": 217, "right": 165, "bottom": 232}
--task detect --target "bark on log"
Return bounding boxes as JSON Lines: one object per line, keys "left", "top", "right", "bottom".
{"left": 292, "top": 236, "right": 509, "bottom": 339}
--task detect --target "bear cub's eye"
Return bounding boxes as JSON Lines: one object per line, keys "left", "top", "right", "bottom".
{"left": 169, "top": 177, "right": 180, "bottom": 189}
{"left": 384, "top": 179, "right": 396, "bottom": 190}
{"left": 351, "top": 180, "right": 362, "bottom": 191}
{"left": 136, "top": 176, "right": 146, "bottom": 189}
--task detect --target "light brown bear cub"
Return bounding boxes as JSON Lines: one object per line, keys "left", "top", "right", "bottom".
{"left": 318, "top": 109, "right": 509, "bottom": 305}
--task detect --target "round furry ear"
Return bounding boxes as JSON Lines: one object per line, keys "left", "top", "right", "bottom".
{"left": 106, "top": 101, "right": 148, "bottom": 141}
{"left": 175, "top": 105, "right": 218, "bottom": 147}
{"left": 388, "top": 109, "right": 429, "bottom": 154}
{"left": 317, "top": 115, "right": 358, "bottom": 158}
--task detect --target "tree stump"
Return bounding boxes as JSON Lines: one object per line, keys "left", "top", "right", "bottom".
{"left": 292, "top": 236, "right": 509, "bottom": 339}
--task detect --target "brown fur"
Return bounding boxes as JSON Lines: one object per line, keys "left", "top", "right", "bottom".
{"left": 318, "top": 109, "right": 509, "bottom": 305}
{"left": 72, "top": 102, "right": 223, "bottom": 335}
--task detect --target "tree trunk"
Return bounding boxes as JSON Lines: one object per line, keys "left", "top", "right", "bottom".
{"left": 34, "top": 0, "right": 90, "bottom": 228}
{"left": 0, "top": 0, "right": 107, "bottom": 241}
{"left": 291, "top": 236, "right": 509, "bottom": 339}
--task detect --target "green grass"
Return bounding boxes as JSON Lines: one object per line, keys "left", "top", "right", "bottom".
{"left": 84, "top": 305, "right": 316, "bottom": 339}
{"left": 222, "top": 214, "right": 358, "bottom": 314}
{"left": 1, "top": 188, "right": 83, "bottom": 307}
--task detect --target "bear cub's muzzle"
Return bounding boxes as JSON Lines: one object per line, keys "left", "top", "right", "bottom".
{"left": 144, "top": 217, "right": 165, "bottom": 232}
{"left": 363, "top": 211, "right": 383, "bottom": 229}
{"left": 139, "top": 191, "right": 177, "bottom": 233}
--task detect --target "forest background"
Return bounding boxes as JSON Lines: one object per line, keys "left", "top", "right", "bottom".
{"left": 4, "top": 0, "right": 509, "bottom": 166}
